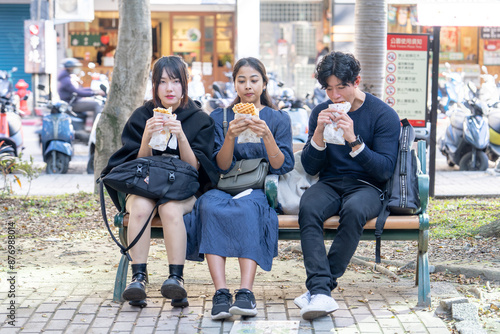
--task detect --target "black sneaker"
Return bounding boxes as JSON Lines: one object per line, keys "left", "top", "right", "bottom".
{"left": 229, "top": 289, "right": 257, "bottom": 317}
{"left": 211, "top": 289, "right": 233, "bottom": 320}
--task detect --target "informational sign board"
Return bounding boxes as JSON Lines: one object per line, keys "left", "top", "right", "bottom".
{"left": 24, "top": 20, "right": 57, "bottom": 74}
{"left": 69, "top": 33, "right": 101, "bottom": 47}
{"left": 383, "top": 33, "right": 430, "bottom": 127}
{"left": 481, "top": 27, "right": 500, "bottom": 39}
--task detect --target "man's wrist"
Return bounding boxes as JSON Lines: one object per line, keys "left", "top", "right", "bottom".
{"left": 349, "top": 142, "right": 365, "bottom": 157}
{"left": 311, "top": 138, "right": 326, "bottom": 151}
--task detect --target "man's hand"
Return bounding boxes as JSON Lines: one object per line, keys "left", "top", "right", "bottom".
{"left": 332, "top": 112, "right": 355, "bottom": 143}
{"left": 312, "top": 107, "right": 335, "bottom": 148}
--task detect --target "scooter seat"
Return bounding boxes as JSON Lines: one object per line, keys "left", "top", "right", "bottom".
{"left": 450, "top": 111, "right": 467, "bottom": 130}
{"left": 489, "top": 111, "right": 500, "bottom": 134}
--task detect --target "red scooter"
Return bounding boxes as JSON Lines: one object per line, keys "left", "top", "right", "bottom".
{"left": 0, "top": 67, "right": 24, "bottom": 157}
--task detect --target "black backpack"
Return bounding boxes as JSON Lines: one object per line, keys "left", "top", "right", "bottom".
{"left": 375, "top": 118, "right": 421, "bottom": 263}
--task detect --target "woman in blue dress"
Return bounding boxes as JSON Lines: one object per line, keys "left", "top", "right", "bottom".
{"left": 185, "top": 57, "right": 294, "bottom": 320}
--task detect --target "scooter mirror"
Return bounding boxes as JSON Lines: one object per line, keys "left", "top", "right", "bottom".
{"left": 99, "top": 84, "right": 107, "bottom": 94}
{"left": 445, "top": 62, "right": 451, "bottom": 69}
{"left": 11, "top": 67, "right": 17, "bottom": 73}
{"left": 482, "top": 65, "right": 488, "bottom": 74}
{"left": 37, "top": 84, "right": 45, "bottom": 90}
{"left": 88, "top": 62, "right": 96, "bottom": 69}
{"left": 467, "top": 81, "right": 477, "bottom": 94}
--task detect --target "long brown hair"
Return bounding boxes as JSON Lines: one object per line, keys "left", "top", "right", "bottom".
{"left": 151, "top": 56, "right": 189, "bottom": 108}
{"left": 231, "top": 57, "right": 276, "bottom": 109}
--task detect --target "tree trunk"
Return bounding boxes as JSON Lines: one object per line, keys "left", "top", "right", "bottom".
{"left": 477, "top": 219, "right": 500, "bottom": 237}
{"left": 93, "top": 0, "right": 152, "bottom": 189}
{"left": 354, "top": 0, "right": 387, "bottom": 98}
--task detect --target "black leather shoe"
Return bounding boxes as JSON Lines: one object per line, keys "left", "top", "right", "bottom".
{"left": 129, "top": 299, "right": 148, "bottom": 308}
{"left": 122, "top": 272, "right": 147, "bottom": 301}
{"left": 161, "top": 275, "right": 187, "bottom": 299}
{"left": 171, "top": 297, "right": 189, "bottom": 308}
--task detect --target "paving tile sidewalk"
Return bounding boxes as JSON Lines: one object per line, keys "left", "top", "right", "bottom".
{"left": 4, "top": 164, "right": 500, "bottom": 333}
{"left": 1, "top": 278, "right": 452, "bottom": 334}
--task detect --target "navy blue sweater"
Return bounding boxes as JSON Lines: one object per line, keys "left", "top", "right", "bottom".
{"left": 301, "top": 93, "right": 401, "bottom": 189}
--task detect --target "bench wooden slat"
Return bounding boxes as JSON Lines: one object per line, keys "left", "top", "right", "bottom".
{"left": 123, "top": 214, "right": 420, "bottom": 230}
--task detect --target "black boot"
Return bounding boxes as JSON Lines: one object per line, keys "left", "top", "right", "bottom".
{"left": 171, "top": 297, "right": 189, "bottom": 308}
{"left": 122, "top": 263, "right": 148, "bottom": 304}
{"left": 161, "top": 264, "right": 187, "bottom": 299}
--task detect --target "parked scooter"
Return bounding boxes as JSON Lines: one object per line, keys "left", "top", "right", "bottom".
{"left": 487, "top": 111, "right": 500, "bottom": 164}
{"left": 439, "top": 62, "right": 467, "bottom": 114}
{"left": 275, "top": 87, "right": 309, "bottom": 143}
{"left": 439, "top": 81, "right": 490, "bottom": 171}
{"left": 478, "top": 66, "right": 500, "bottom": 164}
{"left": 0, "top": 67, "right": 24, "bottom": 157}
{"left": 38, "top": 85, "right": 77, "bottom": 174}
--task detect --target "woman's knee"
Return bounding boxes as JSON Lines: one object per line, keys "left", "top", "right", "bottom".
{"left": 158, "top": 198, "right": 194, "bottom": 224}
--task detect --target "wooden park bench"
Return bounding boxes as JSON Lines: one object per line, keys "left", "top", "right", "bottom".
{"left": 112, "top": 140, "right": 431, "bottom": 307}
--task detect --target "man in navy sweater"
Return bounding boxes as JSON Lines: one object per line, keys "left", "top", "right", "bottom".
{"left": 295, "top": 52, "right": 401, "bottom": 320}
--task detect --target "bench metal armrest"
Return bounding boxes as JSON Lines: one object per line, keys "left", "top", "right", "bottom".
{"left": 416, "top": 140, "right": 429, "bottom": 216}
{"left": 113, "top": 192, "right": 128, "bottom": 228}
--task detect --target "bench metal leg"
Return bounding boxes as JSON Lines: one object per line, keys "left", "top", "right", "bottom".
{"left": 113, "top": 255, "right": 129, "bottom": 302}
{"left": 113, "top": 225, "right": 129, "bottom": 303}
{"left": 417, "top": 227, "right": 431, "bottom": 307}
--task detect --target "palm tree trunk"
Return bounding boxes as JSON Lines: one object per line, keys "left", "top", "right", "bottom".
{"left": 354, "top": 0, "right": 387, "bottom": 98}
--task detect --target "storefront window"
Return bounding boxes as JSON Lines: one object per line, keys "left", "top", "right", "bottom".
{"left": 387, "top": 5, "right": 420, "bottom": 34}
{"left": 216, "top": 14, "right": 232, "bottom": 27}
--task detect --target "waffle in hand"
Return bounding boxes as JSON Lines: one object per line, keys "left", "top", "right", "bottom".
{"left": 232, "top": 103, "right": 257, "bottom": 116}
{"left": 153, "top": 107, "right": 173, "bottom": 114}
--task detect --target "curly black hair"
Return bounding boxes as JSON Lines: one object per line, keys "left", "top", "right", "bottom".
{"left": 315, "top": 52, "right": 361, "bottom": 89}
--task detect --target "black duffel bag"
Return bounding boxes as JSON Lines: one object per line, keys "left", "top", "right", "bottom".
{"left": 98, "top": 155, "right": 199, "bottom": 261}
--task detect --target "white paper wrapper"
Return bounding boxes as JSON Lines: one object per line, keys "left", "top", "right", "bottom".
{"left": 148, "top": 112, "right": 177, "bottom": 151}
{"left": 323, "top": 102, "right": 351, "bottom": 145}
{"left": 235, "top": 109, "right": 261, "bottom": 143}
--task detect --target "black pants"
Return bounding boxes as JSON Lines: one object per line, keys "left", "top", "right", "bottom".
{"left": 298, "top": 178, "right": 382, "bottom": 296}
{"left": 72, "top": 98, "right": 102, "bottom": 123}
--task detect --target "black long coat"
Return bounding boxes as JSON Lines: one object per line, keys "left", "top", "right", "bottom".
{"left": 101, "top": 99, "right": 218, "bottom": 210}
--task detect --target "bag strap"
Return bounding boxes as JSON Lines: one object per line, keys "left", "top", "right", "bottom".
{"left": 223, "top": 107, "right": 228, "bottom": 137}
{"left": 374, "top": 118, "right": 411, "bottom": 263}
{"left": 99, "top": 179, "right": 159, "bottom": 262}
{"left": 374, "top": 198, "right": 390, "bottom": 263}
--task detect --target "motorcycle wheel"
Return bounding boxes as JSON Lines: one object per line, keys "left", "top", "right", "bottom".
{"left": 458, "top": 151, "right": 489, "bottom": 171}
{"left": 46, "top": 152, "right": 70, "bottom": 174}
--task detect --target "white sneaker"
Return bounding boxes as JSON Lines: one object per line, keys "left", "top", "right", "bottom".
{"left": 294, "top": 291, "right": 311, "bottom": 309}
{"left": 300, "top": 294, "right": 338, "bottom": 320}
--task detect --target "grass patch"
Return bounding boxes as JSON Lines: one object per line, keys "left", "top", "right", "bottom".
{"left": 2, "top": 193, "right": 500, "bottom": 240}
{"left": 428, "top": 197, "right": 500, "bottom": 239}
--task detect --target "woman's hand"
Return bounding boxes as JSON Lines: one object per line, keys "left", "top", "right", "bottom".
{"left": 246, "top": 117, "right": 271, "bottom": 139}
{"left": 143, "top": 115, "right": 166, "bottom": 141}
{"left": 164, "top": 118, "right": 187, "bottom": 142}
{"left": 226, "top": 117, "right": 250, "bottom": 140}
